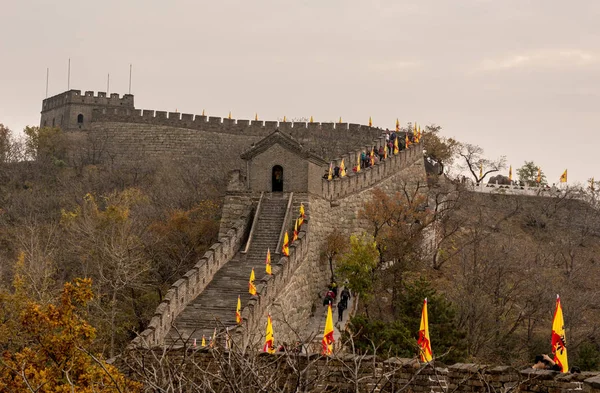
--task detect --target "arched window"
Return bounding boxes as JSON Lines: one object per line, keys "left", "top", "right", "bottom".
{"left": 77, "top": 114, "right": 84, "bottom": 124}
{"left": 272, "top": 165, "right": 283, "bottom": 192}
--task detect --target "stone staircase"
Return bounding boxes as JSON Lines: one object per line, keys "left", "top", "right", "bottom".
{"left": 165, "top": 193, "right": 289, "bottom": 345}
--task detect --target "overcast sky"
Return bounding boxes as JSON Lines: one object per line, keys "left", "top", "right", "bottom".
{"left": 1, "top": 0, "right": 598, "bottom": 184}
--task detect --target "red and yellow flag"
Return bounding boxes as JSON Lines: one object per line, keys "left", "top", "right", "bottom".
{"left": 249, "top": 268, "right": 257, "bottom": 296}
{"left": 340, "top": 159, "right": 347, "bottom": 177}
{"left": 405, "top": 133, "right": 410, "bottom": 148}
{"left": 560, "top": 169, "right": 568, "bottom": 183}
{"left": 384, "top": 144, "right": 388, "bottom": 159}
{"left": 552, "top": 295, "right": 569, "bottom": 372}
{"left": 394, "top": 136, "right": 399, "bottom": 154}
{"left": 322, "top": 303, "right": 335, "bottom": 355}
{"left": 417, "top": 298, "right": 433, "bottom": 362}
{"left": 201, "top": 335, "right": 206, "bottom": 347}
{"left": 369, "top": 116, "right": 372, "bottom": 127}
{"left": 328, "top": 163, "right": 333, "bottom": 181}
{"left": 370, "top": 148, "right": 375, "bottom": 166}
{"left": 537, "top": 167, "right": 542, "bottom": 184}
{"left": 299, "top": 203, "right": 305, "bottom": 227}
{"left": 356, "top": 153, "right": 361, "bottom": 172}
{"left": 282, "top": 232, "right": 290, "bottom": 256}
{"left": 265, "top": 248, "right": 272, "bottom": 275}
{"left": 395, "top": 118, "right": 400, "bottom": 132}
{"left": 509, "top": 165, "right": 513, "bottom": 181}
{"left": 263, "top": 314, "right": 275, "bottom": 353}
{"left": 236, "top": 295, "right": 242, "bottom": 324}
{"left": 293, "top": 219, "right": 299, "bottom": 242}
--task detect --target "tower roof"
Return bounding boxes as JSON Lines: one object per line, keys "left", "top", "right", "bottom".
{"left": 240, "top": 130, "right": 328, "bottom": 165}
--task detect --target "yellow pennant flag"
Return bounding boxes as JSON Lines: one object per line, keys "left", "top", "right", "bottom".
{"left": 263, "top": 314, "right": 275, "bottom": 353}
{"left": 384, "top": 144, "right": 388, "bottom": 159}
{"left": 394, "top": 136, "right": 399, "bottom": 154}
{"left": 255, "top": 113, "right": 258, "bottom": 121}
{"left": 356, "top": 153, "right": 361, "bottom": 172}
{"left": 417, "top": 298, "right": 433, "bottom": 362}
{"left": 265, "top": 248, "right": 272, "bottom": 275}
{"left": 293, "top": 219, "right": 298, "bottom": 242}
{"left": 479, "top": 163, "right": 483, "bottom": 179}
{"left": 369, "top": 116, "right": 372, "bottom": 127}
{"left": 339, "top": 116, "right": 342, "bottom": 123}
{"left": 509, "top": 165, "right": 513, "bottom": 181}
{"left": 299, "top": 203, "right": 305, "bottom": 227}
{"left": 552, "top": 295, "right": 569, "bottom": 372}
{"left": 322, "top": 303, "right": 335, "bottom": 355}
{"left": 537, "top": 167, "right": 542, "bottom": 184}
{"left": 282, "top": 232, "right": 290, "bottom": 256}
{"left": 560, "top": 169, "right": 568, "bottom": 183}
{"left": 248, "top": 268, "right": 257, "bottom": 296}
{"left": 201, "top": 335, "right": 206, "bottom": 347}
{"left": 310, "top": 116, "right": 313, "bottom": 123}
{"left": 395, "top": 118, "right": 400, "bottom": 132}
{"left": 340, "top": 159, "right": 346, "bottom": 177}
{"left": 405, "top": 133, "right": 410, "bottom": 148}
{"left": 328, "top": 163, "right": 333, "bottom": 181}
{"left": 228, "top": 111, "right": 232, "bottom": 119}
{"left": 283, "top": 115, "right": 287, "bottom": 122}
{"left": 236, "top": 295, "right": 242, "bottom": 324}
{"left": 202, "top": 109, "right": 205, "bottom": 116}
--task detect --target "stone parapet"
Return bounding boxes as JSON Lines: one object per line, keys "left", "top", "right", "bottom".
{"left": 129, "top": 207, "right": 252, "bottom": 348}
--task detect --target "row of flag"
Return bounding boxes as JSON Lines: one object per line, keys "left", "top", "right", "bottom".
{"left": 326, "top": 123, "right": 422, "bottom": 181}
{"left": 479, "top": 164, "right": 569, "bottom": 184}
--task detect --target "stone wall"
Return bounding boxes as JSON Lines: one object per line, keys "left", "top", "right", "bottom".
{"left": 117, "top": 348, "right": 600, "bottom": 393}
{"left": 130, "top": 207, "right": 252, "bottom": 348}
{"left": 268, "top": 147, "right": 427, "bottom": 344}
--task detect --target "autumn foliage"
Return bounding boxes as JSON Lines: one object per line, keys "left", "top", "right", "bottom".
{"left": 0, "top": 276, "right": 141, "bottom": 392}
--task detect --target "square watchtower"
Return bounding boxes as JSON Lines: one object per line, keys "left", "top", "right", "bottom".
{"left": 40, "top": 90, "right": 135, "bottom": 131}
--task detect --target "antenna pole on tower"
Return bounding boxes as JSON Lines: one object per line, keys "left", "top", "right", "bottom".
{"left": 128, "top": 64, "right": 132, "bottom": 94}
{"left": 46, "top": 68, "right": 49, "bottom": 98}
{"left": 67, "top": 58, "right": 71, "bottom": 90}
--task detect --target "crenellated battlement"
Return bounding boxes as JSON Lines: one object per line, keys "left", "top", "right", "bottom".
{"left": 91, "top": 107, "right": 378, "bottom": 134}
{"left": 42, "top": 89, "right": 134, "bottom": 112}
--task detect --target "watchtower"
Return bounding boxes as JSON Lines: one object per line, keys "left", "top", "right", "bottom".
{"left": 40, "top": 90, "right": 134, "bottom": 131}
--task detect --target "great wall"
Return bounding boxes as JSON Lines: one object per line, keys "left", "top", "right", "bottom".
{"left": 41, "top": 89, "right": 592, "bottom": 390}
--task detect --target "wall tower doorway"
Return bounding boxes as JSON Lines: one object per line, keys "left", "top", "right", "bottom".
{"left": 272, "top": 165, "right": 283, "bottom": 192}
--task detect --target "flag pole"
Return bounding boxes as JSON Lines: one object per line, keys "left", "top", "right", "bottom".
{"left": 128, "top": 64, "right": 132, "bottom": 94}
{"left": 67, "top": 58, "right": 71, "bottom": 90}
{"left": 107, "top": 73, "right": 110, "bottom": 93}
{"left": 45, "top": 68, "right": 49, "bottom": 98}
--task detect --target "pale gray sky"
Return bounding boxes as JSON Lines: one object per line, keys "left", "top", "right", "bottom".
{"left": 1, "top": 0, "right": 598, "bottom": 183}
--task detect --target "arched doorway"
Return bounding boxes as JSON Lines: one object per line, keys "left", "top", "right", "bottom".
{"left": 272, "top": 165, "right": 283, "bottom": 192}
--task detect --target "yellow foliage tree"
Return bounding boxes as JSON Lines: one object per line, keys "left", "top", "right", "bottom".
{"left": 0, "top": 277, "right": 141, "bottom": 392}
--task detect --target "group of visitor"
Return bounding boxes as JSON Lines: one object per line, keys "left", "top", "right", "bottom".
{"left": 322, "top": 281, "right": 352, "bottom": 323}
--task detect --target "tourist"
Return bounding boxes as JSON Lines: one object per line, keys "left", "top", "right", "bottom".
{"left": 532, "top": 354, "right": 561, "bottom": 371}
{"left": 378, "top": 145, "right": 385, "bottom": 160}
{"left": 337, "top": 301, "right": 345, "bottom": 322}
{"left": 340, "top": 287, "right": 351, "bottom": 309}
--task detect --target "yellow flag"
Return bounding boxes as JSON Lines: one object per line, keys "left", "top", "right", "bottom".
{"left": 395, "top": 118, "right": 400, "bottom": 132}
{"left": 479, "top": 163, "right": 483, "bottom": 179}
{"left": 405, "top": 133, "right": 410, "bottom": 148}
{"left": 552, "top": 295, "right": 569, "bottom": 372}
{"left": 293, "top": 219, "right": 298, "bottom": 242}
{"left": 394, "top": 136, "right": 399, "bottom": 154}
{"left": 339, "top": 116, "right": 342, "bottom": 123}
{"left": 202, "top": 109, "right": 205, "bottom": 116}
{"left": 236, "top": 295, "right": 242, "bottom": 324}
{"left": 369, "top": 116, "right": 372, "bottom": 127}
{"left": 417, "top": 298, "right": 433, "bottom": 362}
{"left": 310, "top": 116, "right": 313, "bottom": 123}
{"left": 299, "top": 203, "right": 305, "bottom": 227}
{"left": 255, "top": 113, "right": 258, "bottom": 121}
{"left": 263, "top": 314, "right": 275, "bottom": 353}
{"left": 328, "top": 163, "right": 333, "bottom": 181}
{"left": 228, "top": 111, "right": 232, "bottom": 119}
{"left": 356, "top": 153, "right": 361, "bottom": 172}
{"left": 248, "top": 268, "right": 257, "bottom": 296}
{"left": 265, "top": 248, "right": 272, "bottom": 275}
{"left": 282, "top": 232, "right": 289, "bottom": 256}
{"left": 340, "top": 159, "right": 346, "bottom": 177}
{"left": 283, "top": 115, "right": 286, "bottom": 122}
{"left": 201, "top": 335, "right": 206, "bottom": 347}
{"left": 321, "top": 303, "right": 335, "bottom": 355}
{"left": 509, "top": 165, "right": 512, "bottom": 181}
{"left": 560, "top": 169, "right": 568, "bottom": 183}
{"left": 537, "top": 167, "right": 542, "bottom": 184}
